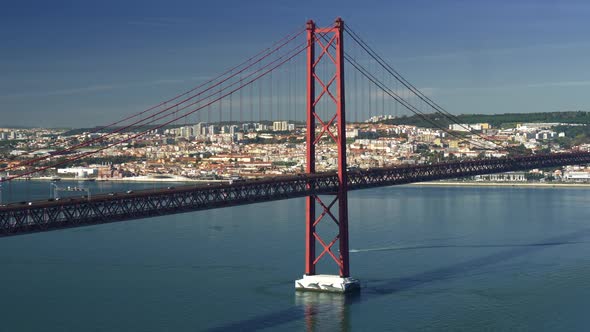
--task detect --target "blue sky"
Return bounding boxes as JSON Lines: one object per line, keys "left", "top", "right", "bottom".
{"left": 1, "top": 0, "right": 590, "bottom": 127}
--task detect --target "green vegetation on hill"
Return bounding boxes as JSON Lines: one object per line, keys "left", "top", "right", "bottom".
{"left": 0, "top": 140, "right": 26, "bottom": 156}
{"left": 553, "top": 125, "right": 590, "bottom": 148}
{"left": 382, "top": 111, "right": 590, "bottom": 128}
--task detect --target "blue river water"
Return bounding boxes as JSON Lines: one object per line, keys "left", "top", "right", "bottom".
{"left": 0, "top": 181, "right": 590, "bottom": 331}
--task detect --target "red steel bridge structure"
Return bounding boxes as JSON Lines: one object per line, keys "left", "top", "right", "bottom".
{"left": 2, "top": 18, "right": 589, "bottom": 292}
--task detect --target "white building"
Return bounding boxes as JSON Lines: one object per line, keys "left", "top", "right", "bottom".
{"left": 563, "top": 171, "right": 590, "bottom": 181}
{"left": 474, "top": 172, "right": 526, "bottom": 182}
{"left": 57, "top": 167, "right": 98, "bottom": 178}
{"left": 273, "top": 121, "right": 289, "bottom": 132}
{"left": 535, "top": 130, "right": 557, "bottom": 140}
{"left": 448, "top": 123, "right": 490, "bottom": 132}
{"left": 193, "top": 123, "right": 208, "bottom": 137}
{"left": 255, "top": 123, "right": 268, "bottom": 131}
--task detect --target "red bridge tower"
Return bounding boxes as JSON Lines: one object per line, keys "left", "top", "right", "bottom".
{"left": 295, "top": 18, "right": 360, "bottom": 293}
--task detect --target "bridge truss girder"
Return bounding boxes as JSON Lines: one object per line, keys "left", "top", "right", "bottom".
{"left": 1, "top": 152, "right": 589, "bottom": 237}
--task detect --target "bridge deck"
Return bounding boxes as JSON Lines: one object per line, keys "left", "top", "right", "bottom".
{"left": 1, "top": 152, "right": 590, "bottom": 237}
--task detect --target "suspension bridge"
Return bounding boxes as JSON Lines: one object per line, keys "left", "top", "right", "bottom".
{"left": 1, "top": 18, "right": 587, "bottom": 292}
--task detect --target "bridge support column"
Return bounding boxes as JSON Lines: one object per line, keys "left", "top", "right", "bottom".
{"left": 295, "top": 18, "right": 360, "bottom": 293}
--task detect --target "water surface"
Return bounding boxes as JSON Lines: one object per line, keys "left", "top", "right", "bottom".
{"left": 0, "top": 183, "right": 589, "bottom": 331}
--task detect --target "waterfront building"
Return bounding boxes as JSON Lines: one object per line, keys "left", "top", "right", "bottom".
{"left": 57, "top": 167, "right": 98, "bottom": 178}
{"left": 474, "top": 172, "right": 526, "bottom": 182}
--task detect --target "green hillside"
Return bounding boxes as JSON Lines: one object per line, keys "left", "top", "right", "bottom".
{"left": 381, "top": 111, "right": 590, "bottom": 128}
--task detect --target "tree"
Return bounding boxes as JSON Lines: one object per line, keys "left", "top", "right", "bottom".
{"left": 525, "top": 172, "right": 543, "bottom": 181}
{"left": 539, "top": 147, "right": 551, "bottom": 154}
{"left": 508, "top": 144, "right": 532, "bottom": 156}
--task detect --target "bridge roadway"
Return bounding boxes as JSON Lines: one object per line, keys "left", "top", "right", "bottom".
{"left": 1, "top": 152, "right": 590, "bottom": 237}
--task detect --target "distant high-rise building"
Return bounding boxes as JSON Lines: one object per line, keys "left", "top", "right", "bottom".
{"left": 179, "top": 126, "right": 192, "bottom": 138}
{"left": 194, "top": 122, "right": 208, "bottom": 137}
{"left": 208, "top": 125, "right": 219, "bottom": 135}
{"left": 229, "top": 125, "right": 239, "bottom": 136}
{"left": 273, "top": 121, "right": 289, "bottom": 132}
{"left": 255, "top": 123, "right": 267, "bottom": 131}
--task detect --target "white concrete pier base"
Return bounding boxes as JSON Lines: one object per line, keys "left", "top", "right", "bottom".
{"left": 295, "top": 274, "right": 360, "bottom": 293}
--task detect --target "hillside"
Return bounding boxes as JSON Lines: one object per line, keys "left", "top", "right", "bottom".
{"left": 381, "top": 111, "right": 590, "bottom": 128}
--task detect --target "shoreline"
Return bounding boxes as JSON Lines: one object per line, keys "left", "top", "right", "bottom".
{"left": 94, "top": 178, "right": 221, "bottom": 183}
{"left": 411, "top": 181, "right": 590, "bottom": 188}
{"left": 13, "top": 177, "right": 227, "bottom": 183}
{"left": 12, "top": 177, "right": 590, "bottom": 188}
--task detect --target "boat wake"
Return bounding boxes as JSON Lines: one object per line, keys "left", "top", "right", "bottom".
{"left": 349, "top": 241, "right": 584, "bottom": 253}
